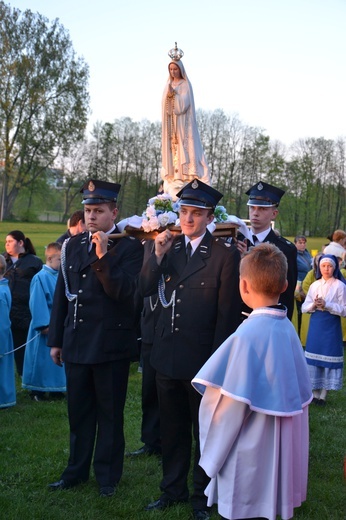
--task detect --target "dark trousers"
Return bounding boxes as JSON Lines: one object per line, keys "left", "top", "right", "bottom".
{"left": 141, "top": 342, "right": 161, "bottom": 451}
{"left": 156, "top": 372, "right": 209, "bottom": 510}
{"left": 61, "top": 358, "right": 130, "bottom": 486}
{"left": 12, "top": 327, "right": 28, "bottom": 377}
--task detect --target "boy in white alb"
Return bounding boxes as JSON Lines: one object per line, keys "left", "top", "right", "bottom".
{"left": 192, "top": 244, "right": 312, "bottom": 520}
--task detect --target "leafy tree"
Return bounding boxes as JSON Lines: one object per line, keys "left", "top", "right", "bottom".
{"left": 0, "top": 1, "right": 89, "bottom": 219}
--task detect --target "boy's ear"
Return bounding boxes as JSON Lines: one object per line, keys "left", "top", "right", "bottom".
{"left": 281, "top": 279, "right": 288, "bottom": 294}
{"left": 240, "top": 277, "right": 250, "bottom": 294}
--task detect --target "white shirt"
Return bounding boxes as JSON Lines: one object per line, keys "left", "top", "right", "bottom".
{"left": 302, "top": 277, "right": 346, "bottom": 316}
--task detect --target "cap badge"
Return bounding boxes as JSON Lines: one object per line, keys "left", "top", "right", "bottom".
{"left": 88, "top": 181, "right": 96, "bottom": 192}
{"left": 191, "top": 179, "right": 199, "bottom": 190}
{"left": 257, "top": 182, "right": 263, "bottom": 191}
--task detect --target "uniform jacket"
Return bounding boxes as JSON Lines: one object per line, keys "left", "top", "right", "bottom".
{"left": 4, "top": 252, "right": 43, "bottom": 330}
{"left": 136, "top": 240, "right": 162, "bottom": 345}
{"left": 139, "top": 231, "right": 242, "bottom": 379}
{"left": 238, "top": 229, "right": 297, "bottom": 320}
{"left": 47, "top": 230, "right": 143, "bottom": 364}
{"left": 262, "top": 229, "right": 297, "bottom": 320}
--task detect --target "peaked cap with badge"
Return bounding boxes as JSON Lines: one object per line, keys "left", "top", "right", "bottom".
{"left": 246, "top": 181, "right": 285, "bottom": 207}
{"left": 80, "top": 179, "right": 121, "bottom": 205}
{"left": 176, "top": 179, "right": 223, "bottom": 210}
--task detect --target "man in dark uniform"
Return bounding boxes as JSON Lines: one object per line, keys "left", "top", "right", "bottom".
{"left": 47, "top": 179, "right": 143, "bottom": 497}
{"left": 237, "top": 181, "right": 297, "bottom": 320}
{"left": 127, "top": 240, "right": 162, "bottom": 457}
{"left": 139, "top": 179, "right": 242, "bottom": 520}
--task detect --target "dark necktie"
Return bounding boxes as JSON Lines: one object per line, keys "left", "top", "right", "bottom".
{"left": 186, "top": 242, "right": 192, "bottom": 262}
{"left": 252, "top": 235, "right": 258, "bottom": 245}
{"left": 88, "top": 235, "right": 95, "bottom": 254}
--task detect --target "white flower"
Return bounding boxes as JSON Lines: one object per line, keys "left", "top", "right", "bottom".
{"left": 140, "top": 194, "right": 179, "bottom": 232}
{"left": 149, "top": 216, "right": 159, "bottom": 231}
{"left": 158, "top": 213, "right": 170, "bottom": 227}
{"left": 146, "top": 206, "right": 157, "bottom": 218}
{"left": 167, "top": 211, "right": 178, "bottom": 224}
{"left": 141, "top": 218, "right": 151, "bottom": 232}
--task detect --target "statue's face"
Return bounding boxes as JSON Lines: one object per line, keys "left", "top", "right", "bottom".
{"left": 169, "top": 63, "right": 182, "bottom": 80}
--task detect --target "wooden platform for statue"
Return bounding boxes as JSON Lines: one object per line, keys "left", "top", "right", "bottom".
{"left": 109, "top": 222, "right": 238, "bottom": 241}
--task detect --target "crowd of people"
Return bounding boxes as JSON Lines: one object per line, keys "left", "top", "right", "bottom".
{"left": 0, "top": 46, "right": 345, "bottom": 520}
{"left": 0, "top": 175, "right": 344, "bottom": 520}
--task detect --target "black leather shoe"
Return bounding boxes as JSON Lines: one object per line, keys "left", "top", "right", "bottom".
{"left": 99, "top": 485, "right": 116, "bottom": 497}
{"left": 127, "top": 445, "right": 161, "bottom": 457}
{"left": 145, "top": 497, "right": 173, "bottom": 511}
{"left": 48, "top": 479, "right": 81, "bottom": 491}
{"left": 192, "top": 509, "right": 211, "bottom": 520}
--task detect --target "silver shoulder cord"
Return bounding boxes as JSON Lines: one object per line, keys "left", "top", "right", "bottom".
{"left": 149, "top": 295, "right": 159, "bottom": 312}
{"left": 61, "top": 238, "right": 78, "bottom": 329}
{"left": 158, "top": 275, "right": 176, "bottom": 333}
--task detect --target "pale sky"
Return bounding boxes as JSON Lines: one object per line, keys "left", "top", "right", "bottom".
{"left": 10, "top": 0, "right": 346, "bottom": 146}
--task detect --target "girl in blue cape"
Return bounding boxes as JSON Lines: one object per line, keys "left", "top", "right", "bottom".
{"left": 22, "top": 243, "right": 66, "bottom": 399}
{"left": 192, "top": 244, "right": 312, "bottom": 520}
{"left": 302, "top": 254, "right": 346, "bottom": 406}
{"left": 0, "top": 254, "right": 16, "bottom": 409}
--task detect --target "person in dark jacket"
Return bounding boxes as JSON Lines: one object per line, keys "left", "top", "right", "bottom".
{"left": 139, "top": 180, "right": 242, "bottom": 520}
{"left": 47, "top": 179, "right": 143, "bottom": 498}
{"left": 236, "top": 181, "right": 297, "bottom": 320}
{"left": 56, "top": 210, "right": 86, "bottom": 244}
{"left": 4, "top": 230, "right": 43, "bottom": 376}
{"left": 128, "top": 240, "right": 162, "bottom": 457}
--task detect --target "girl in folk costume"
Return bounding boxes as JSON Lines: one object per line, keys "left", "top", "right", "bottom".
{"left": 302, "top": 254, "right": 346, "bottom": 405}
{"left": 161, "top": 43, "right": 210, "bottom": 199}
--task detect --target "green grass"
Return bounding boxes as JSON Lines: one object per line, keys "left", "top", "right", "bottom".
{"left": 1, "top": 361, "right": 345, "bottom": 520}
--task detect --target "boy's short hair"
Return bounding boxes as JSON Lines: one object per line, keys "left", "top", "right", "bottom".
{"left": 0, "top": 254, "right": 6, "bottom": 276}
{"left": 240, "top": 243, "right": 288, "bottom": 296}
{"left": 45, "top": 242, "right": 62, "bottom": 258}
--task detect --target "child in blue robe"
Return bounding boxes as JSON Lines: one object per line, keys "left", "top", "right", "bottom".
{"left": 192, "top": 244, "right": 312, "bottom": 520}
{"left": 0, "top": 254, "right": 16, "bottom": 409}
{"left": 22, "top": 243, "right": 66, "bottom": 400}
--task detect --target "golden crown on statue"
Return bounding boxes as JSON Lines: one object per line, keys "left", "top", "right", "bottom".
{"left": 168, "top": 42, "right": 184, "bottom": 61}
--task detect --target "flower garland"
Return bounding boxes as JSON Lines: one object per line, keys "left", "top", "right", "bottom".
{"left": 141, "top": 194, "right": 180, "bottom": 232}
{"left": 141, "top": 194, "right": 230, "bottom": 233}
